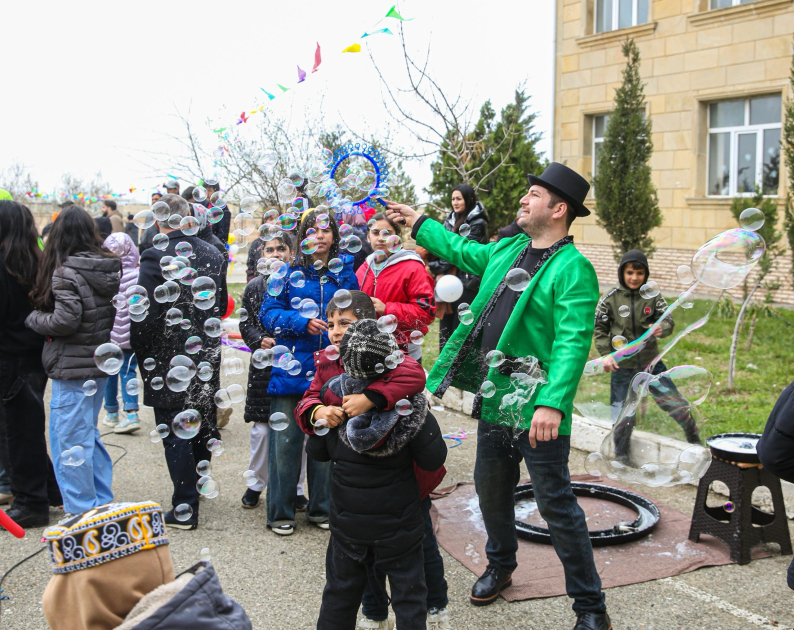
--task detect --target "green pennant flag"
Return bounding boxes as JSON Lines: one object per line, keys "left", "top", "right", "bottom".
{"left": 385, "top": 5, "right": 412, "bottom": 20}
{"left": 277, "top": 84, "right": 290, "bottom": 92}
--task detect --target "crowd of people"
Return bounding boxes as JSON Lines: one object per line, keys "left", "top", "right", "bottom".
{"left": 0, "top": 161, "right": 718, "bottom": 630}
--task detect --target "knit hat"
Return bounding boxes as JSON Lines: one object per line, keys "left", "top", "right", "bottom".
{"left": 339, "top": 319, "right": 395, "bottom": 380}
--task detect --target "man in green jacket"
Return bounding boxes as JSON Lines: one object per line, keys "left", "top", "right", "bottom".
{"left": 387, "top": 163, "right": 610, "bottom": 630}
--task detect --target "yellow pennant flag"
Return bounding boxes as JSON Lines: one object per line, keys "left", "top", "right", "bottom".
{"left": 342, "top": 43, "right": 361, "bottom": 53}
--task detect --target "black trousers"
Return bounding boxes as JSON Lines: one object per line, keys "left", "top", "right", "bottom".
{"left": 0, "top": 355, "right": 61, "bottom": 512}
{"left": 318, "top": 536, "right": 427, "bottom": 630}
{"left": 155, "top": 407, "right": 217, "bottom": 515}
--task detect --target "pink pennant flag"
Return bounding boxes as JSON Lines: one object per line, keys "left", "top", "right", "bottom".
{"left": 312, "top": 42, "right": 322, "bottom": 73}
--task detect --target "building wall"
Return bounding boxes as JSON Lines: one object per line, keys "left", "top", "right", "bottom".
{"left": 554, "top": 0, "right": 794, "bottom": 301}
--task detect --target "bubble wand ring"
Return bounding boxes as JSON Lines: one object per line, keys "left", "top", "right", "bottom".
{"left": 329, "top": 143, "right": 389, "bottom": 208}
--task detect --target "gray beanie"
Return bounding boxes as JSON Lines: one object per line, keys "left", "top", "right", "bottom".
{"left": 339, "top": 320, "right": 395, "bottom": 380}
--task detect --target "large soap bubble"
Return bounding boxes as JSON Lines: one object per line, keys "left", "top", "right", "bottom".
{"left": 94, "top": 343, "right": 124, "bottom": 375}
{"left": 173, "top": 409, "right": 201, "bottom": 439}
{"left": 584, "top": 365, "right": 713, "bottom": 487}
{"left": 435, "top": 275, "right": 463, "bottom": 303}
{"left": 690, "top": 228, "right": 765, "bottom": 290}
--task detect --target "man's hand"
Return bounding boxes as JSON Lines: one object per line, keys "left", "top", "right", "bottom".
{"left": 651, "top": 325, "right": 663, "bottom": 338}
{"left": 371, "top": 297, "right": 387, "bottom": 316}
{"left": 529, "top": 406, "right": 563, "bottom": 448}
{"left": 342, "top": 394, "right": 375, "bottom": 418}
{"left": 313, "top": 405, "right": 346, "bottom": 429}
{"left": 261, "top": 337, "right": 276, "bottom": 349}
{"left": 385, "top": 201, "right": 420, "bottom": 228}
{"left": 307, "top": 318, "right": 328, "bottom": 335}
{"left": 602, "top": 355, "right": 620, "bottom": 373}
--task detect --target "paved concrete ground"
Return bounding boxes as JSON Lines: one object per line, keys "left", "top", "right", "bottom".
{"left": 1, "top": 358, "right": 792, "bottom": 629}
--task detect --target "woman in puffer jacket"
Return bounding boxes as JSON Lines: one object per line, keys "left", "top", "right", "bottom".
{"left": 26, "top": 206, "right": 121, "bottom": 517}
{"left": 259, "top": 208, "right": 359, "bottom": 536}
{"left": 101, "top": 232, "right": 141, "bottom": 435}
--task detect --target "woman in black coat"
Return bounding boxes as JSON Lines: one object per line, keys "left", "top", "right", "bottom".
{"left": 428, "top": 184, "right": 488, "bottom": 350}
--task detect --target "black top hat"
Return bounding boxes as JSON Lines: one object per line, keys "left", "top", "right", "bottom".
{"left": 527, "top": 162, "right": 591, "bottom": 217}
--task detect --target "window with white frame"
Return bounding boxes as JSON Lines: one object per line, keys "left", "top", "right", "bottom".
{"left": 593, "top": 114, "right": 611, "bottom": 179}
{"left": 707, "top": 95, "right": 781, "bottom": 197}
{"left": 595, "top": 0, "right": 649, "bottom": 33}
{"left": 710, "top": 0, "right": 760, "bottom": 9}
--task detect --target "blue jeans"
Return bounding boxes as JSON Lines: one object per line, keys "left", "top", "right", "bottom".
{"left": 361, "top": 496, "right": 448, "bottom": 620}
{"left": 103, "top": 350, "right": 139, "bottom": 413}
{"left": 50, "top": 378, "right": 114, "bottom": 514}
{"left": 473, "top": 421, "right": 605, "bottom": 614}
{"left": 266, "top": 395, "right": 331, "bottom": 528}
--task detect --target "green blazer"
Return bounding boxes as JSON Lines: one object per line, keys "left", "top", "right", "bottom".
{"left": 416, "top": 218, "right": 599, "bottom": 435}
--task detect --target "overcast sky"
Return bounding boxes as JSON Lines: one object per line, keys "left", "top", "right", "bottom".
{"left": 0, "top": 0, "right": 555, "bottom": 203}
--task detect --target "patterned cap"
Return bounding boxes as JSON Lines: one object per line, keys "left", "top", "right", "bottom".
{"left": 44, "top": 501, "right": 169, "bottom": 574}
{"left": 340, "top": 319, "right": 395, "bottom": 380}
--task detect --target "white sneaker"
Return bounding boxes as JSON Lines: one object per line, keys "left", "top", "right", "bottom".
{"left": 114, "top": 412, "right": 141, "bottom": 434}
{"left": 272, "top": 524, "right": 294, "bottom": 536}
{"left": 427, "top": 607, "right": 451, "bottom": 630}
{"left": 357, "top": 617, "right": 394, "bottom": 630}
{"left": 102, "top": 412, "right": 119, "bottom": 428}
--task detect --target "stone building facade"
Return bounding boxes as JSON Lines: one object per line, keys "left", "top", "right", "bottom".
{"left": 553, "top": 0, "right": 794, "bottom": 302}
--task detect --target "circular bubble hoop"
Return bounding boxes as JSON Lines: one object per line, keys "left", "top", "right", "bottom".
{"left": 514, "top": 482, "right": 660, "bottom": 547}
{"left": 330, "top": 143, "right": 389, "bottom": 208}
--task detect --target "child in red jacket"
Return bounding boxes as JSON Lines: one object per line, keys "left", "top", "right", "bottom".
{"left": 356, "top": 213, "right": 436, "bottom": 364}
{"left": 295, "top": 290, "right": 451, "bottom": 630}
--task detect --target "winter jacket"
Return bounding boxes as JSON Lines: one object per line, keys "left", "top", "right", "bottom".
{"left": 107, "top": 209, "right": 125, "bottom": 233}
{"left": 130, "top": 230, "right": 227, "bottom": 410}
{"left": 210, "top": 206, "right": 232, "bottom": 244}
{"left": 25, "top": 252, "right": 121, "bottom": 380}
{"left": 246, "top": 238, "right": 265, "bottom": 282}
{"left": 125, "top": 217, "right": 139, "bottom": 246}
{"left": 259, "top": 255, "right": 359, "bottom": 397}
{"left": 307, "top": 394, "right": 446, "bottom": 559}
{"left": 497, "top": 220, "right": 523, "bottom": 241}
{"left": 116, "top": 562, "right": 252, "bottom": 630}
{"left": 0, "top": 257, "right": 44, "bottom": 359}
{"left": 356, "top": 249, "right": 436, "bottom": 351}
{"left": 139, "top": 225, "right": 157, "bottom": 253}
{"left": 199, "top": 225, "right": 226, "bottom": 257}
{"left": 104, "top": 232, "right": 140, "bottom": 350}
{"left": 240, "top": 276, "right": 273, "bottom": 423}
{"left": 758, "top": 381, "right": 794, "bottom": 483}
{"left": 296, "top": 350, "right": 446, "bottom": 500}
{"left": 413, "top": 215, "right": 598, "bottom": 434}
{"left": 427, "top": 201, "right": 488, "bottom": 291}
{"left": 593, "top": 249, "right": 673, "bottom": 371}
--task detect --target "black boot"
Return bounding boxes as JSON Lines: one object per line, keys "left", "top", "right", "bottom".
{"left": 4, "top": 504, "right": 49, "bottom": 528}
{"left": 574, "top": 612, "right": 612, "bottom": 630}
{"left": 241, "top": 489, "right": 261, "bottom": 509}
{"left": 469, "top": 566, "right": 513, "bottom": 606}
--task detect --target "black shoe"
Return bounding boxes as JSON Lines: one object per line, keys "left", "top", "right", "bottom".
{"left": 574, "top": 612, "right": 612, "bottom": 630}
{"left": 295, "top": 494, "right": 308, "bottom": 512}
{"left": 469, "top": 566, "right": 513, "bottom": 606}
{"left": 164, "top": 509, "right": 198, "bottom": 530}
{"left": 241, "top": 489, "right": 261, "bottom": 509}
{"left": 4, "top": 505, "right": 50, "bottom": 529}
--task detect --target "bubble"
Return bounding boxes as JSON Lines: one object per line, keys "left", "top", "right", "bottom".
{"left": 133, "top": 209, "right": 155, "bottom": 230}
{"left": 506, "top": 268, "right": 530, "bottom": 292}
{"left": 690, "top": 228, "right": 765, "bottom": 290}
{"left": 377, "top": 314, "right": 398, "bottom": 333}
{"left": 196, "top": 460, "right": 212, "bottom": 476}
{"left": 172, "top": 409, "right": 201, "bottom": 439}
{"left": 724, "top": 501, "right": 735, "bottom": 513}
{"left": 153, "top": 285, "right": 169, "bottom": 304}
{"left": 153, "top": 233, "right": 169, "bottom": 250}
{"left": 739, "top": 207, "right": 764, "bottom": 231}
{"left": 612, "top": 335, "right": 628, "bottom": 350}
{"left": 385, "top": 235, "right": 402, "bottom": 254}
{"left": 222, "top": 357, "right": 245, "bottom": 375}
{"left": 278, "top": 213, "right": 297, "bottom": 231}
{"left": 435, "top": 275, "right": 464, "bottom": 303}
{"left": 197, "top": 362, "right": 213, "bottom": 382}
{"left": 251, "top": 348, "right": 273, "bottom": 370}
{"left": 149, "top": 430, "right": 162, "bottom": 443}
{"left": 480, "top": 380, "right": 496, "bottom": 398}
{"left": 676, "top": 265, "right": 695, "bottom": 285}
{"left": 618, "top": 305, "right": 631, "bottom": 318}
{"left": 396, "top": 399, "right": 413, "bottom": 416}
{"left": 151, "top": 200, "right": 171, "bottom": 221}
{"left": 112, "top": 293, "right": 127, "bottom": 309}
{"left": 269, "top": 412, "right": 289, "bottom": 431}
{"left": 374, "top": 362, "right": 385, "bottom": 374}
{"left": 313, "top": 259, "right": 324, "bottom": 271}
{"left": 82, "top": 380, "right": 97, "bottom": 396}
{"left": 639, "top": 281, "right": 660, "bottom": 299}
{"left": 234, "top": 212, "right": 257, "bottom": 236}
{"left": 300, "top": 237, "right": 318, "bottom": 255}
{"left": 174, "top": 241, "right": 193, "bottom": 258}
{"left": 206, "top": 438, "right": 224, "bottom": 455}
{"left": 325, "top": 345, "right": 340, "bottom": 361}
{"left": 269, "top": 260, "right": 288, "bottom": 280}
{"left": 210, "top": 191, "right": 226, "bottom": 209}
{"left": 313, "top": 213, "right": 330, "bottom": 230}
{"left": 178, "top": 215, "right": 199, "bottom": 236}
{"left": 179, "top": 318, "right": 192, "bottom": 330}
{"left": 208, "top": 207, "right": 224, "bottom": 224}
{"left": 94, "top": 343, "right": 124, "bottom": 375}
{"left": 289, "top": 270, "right": 306, "bottom": 288}
{"left": 167, "top": 214, "right": 183, "bottom": 229}
{"left": 125, "top": 378, "right": 142, "bottom": 396}
{"left": 485, "top": 350, "right": 505, "bottom": 368}
{"left": 328, "top": 258, "right": 343, "bottom": 274}
{"left": 329, "top": 289, "right": 351, "bottom": 310}
{"left": 458, "top": 223, "right": 471, "bottom": 238}
{"left": 409, "top": 330, "right": 424, "bottom": 345}
{"left": 459, "top": 309, "right": 474, "bottom": 325}
{"left": 385, "top": 354, "right": 399, "bottom": 370}
{"left": 204, "top": 317, "right": 222, "bottom": 338}
{"left": 214, "top": 388, "right": 232, "bottom": 409}
{"left": 346, "top": 235, "right": 363, "bottom": 253}
{"left": 277, "top": 180, "right": 297, "bottom": 204}
{"left": 197, "top": 476, "right": 219, "bottom": 497}
{"left": 299, "top": 300, "right": 320, "bottom": 319}
{"left": 178, "top": 267, "right": 198, "bottom": 286}
{"left": 174, "top": 503, "right": 194, "bottom": 522}
{"left": 193, "top": 186, "right": 207, "bottom": 202}
{"left": 227, "top": 383, "right": 245, "bottom": 404}
{"left": 151, "top": 376, "right": 164, "bottom": 390}
{"left": 185, "top": 336, "right": 203, "bottom": 354}
{"left": 61, "top": 445, "right": 86, "bottom": 467}
{"left": 286, "top": 359, "right": 302, "bottom": 375}
{"left": 166, "top": 366, "right": 192, "bottom": 392}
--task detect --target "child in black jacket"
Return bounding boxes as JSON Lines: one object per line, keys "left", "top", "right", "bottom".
{"left": 307, "top": 319, "right": 447, "bottom": 630}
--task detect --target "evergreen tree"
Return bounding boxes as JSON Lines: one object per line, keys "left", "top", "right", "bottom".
{"left": 387, "top": 160, "right": 418, "bottom": 207}
{"left": 592, "top": 38, "right": 662, "bottom": 262}
{"left": 782, "top": 40, "right": 794, "bottom": 287}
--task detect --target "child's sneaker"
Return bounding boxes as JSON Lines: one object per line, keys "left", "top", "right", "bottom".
{"left": 427, "top": 607, "right": 451, "bottom": 629}
{"left": 241, "top": 489, "right": 261, "bottom": 509}
{"left": 102, "top": 411, "right": 119, "bottom": 428}
{"left": 357, "top": 617, "right": 394, "bottom": 630}
{"left": 114, "top": 412, "right": 141, "bottom": 434}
